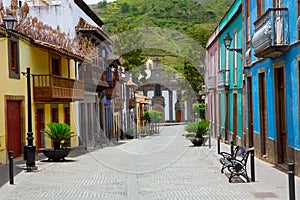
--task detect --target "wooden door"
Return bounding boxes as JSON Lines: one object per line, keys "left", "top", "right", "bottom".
{"left": 233, "top": 93, "right": 238, "bottom": 145}
{"left": 80, "top": 103, "right": 86, "bottom": 146}
{"left": 64, "top": 106, "right": 71, "bottom": 147}
{"left": 36, "top": 108, "right": 45, "bottom": 152}
{"left": 275, "top": 67, "right": 286, "bottom": 163}
{"left": 225, "top": 92, "right": 229, "bottom": 141}
{"left": 176, "top": 110, "right": 182, "bottom": 122}
{"left": 247, "top": 77, "right": 254, "bottom": 147}
{"left": 7, "top": 100, "right": 21, "bottom": 158}
{"left": 259, "top": 72, "right": 267, "bottom": 155}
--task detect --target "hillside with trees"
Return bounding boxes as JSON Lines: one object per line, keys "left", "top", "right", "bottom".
{"left": 90, "top": 0, "right": 233, "bottom": 100}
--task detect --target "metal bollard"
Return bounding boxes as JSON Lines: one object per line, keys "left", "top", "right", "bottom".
{"left": 230, "top": 141, "right": 234, "bottom": 156}
{"left": 288, "top": 163, "right": 295, "bottom": 200}
{"left": 9, "top": 151, "right": 14, "bottom": 185}
{"left": 217, "top": 137, "right": 220, "bottom": 154}
{"left": 208, "top": 132, "right": 211, "bottom": 149}
{"left": 250, "top": 149, "right": 255, "bottom": 182}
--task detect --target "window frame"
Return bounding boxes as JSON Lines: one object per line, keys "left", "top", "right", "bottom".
{"left": 8, "top": 37, "right": 20, "bottom": 79}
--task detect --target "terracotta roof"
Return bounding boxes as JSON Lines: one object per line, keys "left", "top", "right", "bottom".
{"left": 135, "top": 93, "right": 152, "bottom": 100}
{"left": 32, "top": 40, "right": 84, "bottom": 61}
{"left": 74, "top": 0, "right": 104, "bottom": 27}
{"left": 126, "top": 80, "right": 138, "bottom": 88}
{"left": 136, "top": 99, "right": 148, "bottom": 104}
{"left": 76, "top": 17, "right": 112, "bottom": 44}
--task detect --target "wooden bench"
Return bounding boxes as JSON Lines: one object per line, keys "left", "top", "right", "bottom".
{"left": 219, "top": 146, "right": 252, "bottom": 183}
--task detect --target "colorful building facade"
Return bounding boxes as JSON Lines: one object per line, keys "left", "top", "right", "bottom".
{"left": 206, "top": 0, "right": 243, "bottom": 145}
{"left": 243, "top": 0, "right": 300, "bottom": 175}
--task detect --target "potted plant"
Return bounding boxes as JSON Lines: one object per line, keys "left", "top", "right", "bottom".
{"left": 40, "top": 122, "right": 76, "bottom": 161}
{"left": 184, "top": 121, "right": 210, "bottom": 146}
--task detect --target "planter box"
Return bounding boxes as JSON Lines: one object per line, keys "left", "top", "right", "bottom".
{"left": 40, "top": 148, "right": 72, "bottom": 161}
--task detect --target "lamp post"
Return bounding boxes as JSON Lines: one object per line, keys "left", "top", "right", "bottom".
{"left": 22, "top": 68, "right": 36, "bottom": 171}
{"left": 0, "top": 12, "right": 17, "bottom": 38}
{"left": 223, "top": 32, "right": 242, "bottom": 54}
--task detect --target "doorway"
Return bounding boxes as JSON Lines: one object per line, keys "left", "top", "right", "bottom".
{"left": 233, "top": 93, "right": 238, "bottom": 145}
{"left": 247, "top": 77, "right": 254, "bottom": 147}
{"left": 274, "top": 67, "right": 286, "bottom": 163}
{"left": 259, "top": 72, "right": 267, "bottom": 156}
{"left": 36, "top": 108, "right": 45, "bottom": 152}
{"left": 7, "top": 100, "right": 22, "bottom": 158}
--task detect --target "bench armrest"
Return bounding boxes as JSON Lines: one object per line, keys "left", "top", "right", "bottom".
{"left": 220, "top": 151, "right": 233, "bottom": 159}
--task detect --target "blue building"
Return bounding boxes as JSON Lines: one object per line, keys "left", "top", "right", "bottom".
{"left": 243, "top": 0, "right": 300, "bottom": 175}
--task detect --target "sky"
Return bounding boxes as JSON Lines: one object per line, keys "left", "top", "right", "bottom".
{"left": 84, "top": 0, "right": 116, "bottom": 5}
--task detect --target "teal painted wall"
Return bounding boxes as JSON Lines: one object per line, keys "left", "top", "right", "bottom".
{"left": 218, "top": 0, "right": 243, "bottom": 140}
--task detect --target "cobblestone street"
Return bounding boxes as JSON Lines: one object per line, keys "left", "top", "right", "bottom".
{"left": 0, "top": 125, "right": 299, "bottom": 199}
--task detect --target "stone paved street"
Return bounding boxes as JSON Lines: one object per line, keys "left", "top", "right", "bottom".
{"left": 0, "top": 125, "right": 299, "bottom": 199}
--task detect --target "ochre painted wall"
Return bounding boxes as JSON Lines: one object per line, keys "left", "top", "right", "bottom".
{"left": 0, "top": 37, "right": 80, "bottom": 164}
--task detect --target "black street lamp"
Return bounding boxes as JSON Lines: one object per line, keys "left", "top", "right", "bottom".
{"left": 22, "top": 68, "right": 36, "bottom": 171}
{"left": 223, "top": 32, "right": 242, "bottom": 54}
{"left": 0, "top": 12, "right": 17, "bottom": 38}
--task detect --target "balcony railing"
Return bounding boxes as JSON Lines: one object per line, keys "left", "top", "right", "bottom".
{"left": 33, "top": 74, "right": 84, "bottom": 102}
{"left": 252, "top": 8, "right": 289, "bottom": 58}
{"left": 217, "top": 70, "right": 229, "bottom": 87}
{"left": 207, "top": 75, "right": 217, "bottom": 89}
{"left": 114, "top": 98, "right": 124, "bottom": 111}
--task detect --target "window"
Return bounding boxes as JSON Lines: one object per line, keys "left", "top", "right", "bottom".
{"left": 246, "top": 0, "right": 250, "bottom": 43}
{"left": 51, "top": 107, "right": 59, "bottom": 123}
{"left": 51, "top": 54, "right": 61, "bottom": 76}
{"left": 219, "top": 43, "right": 222, "bottom": 71}
{"left": 8, "top": 37, "right": 20, "bottom": 79}
{"left": 233, "top": 32, "right": 238, "bottom": 85}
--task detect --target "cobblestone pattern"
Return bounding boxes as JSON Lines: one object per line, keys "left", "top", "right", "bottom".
{"left": 0, "top": 125, "right": 293, "bottom": 199}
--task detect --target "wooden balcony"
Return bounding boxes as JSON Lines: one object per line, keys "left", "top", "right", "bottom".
{"left": 84, "top": 64, "right": 109, "bottom": 92}
{"left": 33, "top": 74, "right": 84, "bottom": 102}
{"left": 252, "top": 8, "right": 289, "bottom": 59}
{"left": 114, "top": 98, "right": 124, "bottom": 111}
{"left": 128, "top": 99, "right": 136, "bottom": 109}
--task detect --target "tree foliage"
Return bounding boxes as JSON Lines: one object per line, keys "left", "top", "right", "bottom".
{"left": 192, "top": 103, "right": 206, "bottom": 120}
{"left": 112, "top": 24, "right": 146, "bottom": 82}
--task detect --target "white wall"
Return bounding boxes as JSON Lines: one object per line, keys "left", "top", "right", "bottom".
{"left": 2, "top": 0, "right": 101, "bottom": 38}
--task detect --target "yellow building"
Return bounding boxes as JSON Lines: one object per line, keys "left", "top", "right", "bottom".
{"left": 0, "top": 12, "right": 86, "bottom": 164}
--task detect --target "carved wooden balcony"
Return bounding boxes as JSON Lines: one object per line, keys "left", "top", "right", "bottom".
{"left": 33, "top": 74, "right": 84, "bottom": 102}
{"left": 84, "top": 64, "right": 108, "bottom": 92}
{"left": 114, "top": 98, "right": 124, "bottom": 111}
{"left": 128, "top": 99, "right": 136, "bottom": 109}
{"left": 106, "top": 82, "right": 121, "bottom": 100}
{"left": 252, "top": 8, "right": 289, "bottom": 59}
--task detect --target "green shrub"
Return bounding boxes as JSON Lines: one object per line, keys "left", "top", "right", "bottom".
{"left": 184, "top": 122, "right": 198, "bottom": 133}
{"left": 41, "top": 122, "right": 75, "bottom": 150}
{"left": 126, "top": 128, "right": 135, "bottom": 135}
{"left": 184, "top": 121, "right": 210, "bottom": 138}
{"left": 144, "top": 110, "right": 162, "bottom": 123}
{"left": 195, "top": 121, "right": 210, "bottom": 138}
